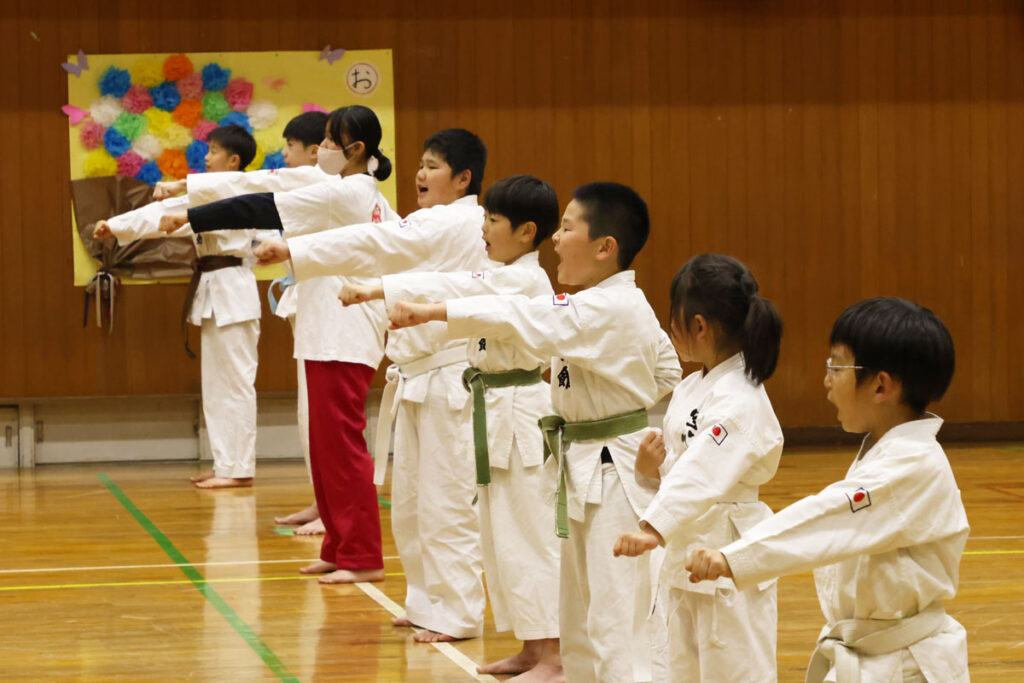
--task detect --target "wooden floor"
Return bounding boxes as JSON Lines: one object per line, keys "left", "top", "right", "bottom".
{"left": 1, "top": 443, "right": 1022, "bottom": 682}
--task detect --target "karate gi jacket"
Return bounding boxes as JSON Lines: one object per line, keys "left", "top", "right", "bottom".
{"left": 446, "top": 270, "right": 682, "bottom": 521}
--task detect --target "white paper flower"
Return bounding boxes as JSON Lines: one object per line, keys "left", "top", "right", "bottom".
{"left": 246, "top": 100, "right": 278, "bottom": 130}
{"left": 131, "top": 133, "right": 162, "bottom": 161}
{"left": 89, "top": 95, "right": 124, "bottom": 127}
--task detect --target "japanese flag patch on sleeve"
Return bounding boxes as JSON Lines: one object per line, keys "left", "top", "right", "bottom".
{"left": 471, "top": 271, "right": 485, "bottom": 279}
{"left": 709, "top": 424, "right": 728, "bottom": 445}
{"left": 552, "top": 293, "right": 570, "bottom": 306}
{"left": 398, "top": 218, "right": 411, "bottom": 228}
{"left": 845, "top": 487, "right": 872, "bottom": 512}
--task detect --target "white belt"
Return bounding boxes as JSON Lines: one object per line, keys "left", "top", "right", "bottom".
{"left": 805, "top": 602, "right": 948, "bottom": 683}
{"left": 371, "top": 346, "right": 467, "bottom": 485}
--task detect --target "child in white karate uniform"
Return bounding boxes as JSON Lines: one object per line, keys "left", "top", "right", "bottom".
{"left": 93, "top": 124, "right": 276, "bottom": 489}
{"left": 254, "top": 129, "right": 492, "bottom": 641}
{"left": 342, "top": 175, "right": 563, "bottom": 680}
{"left": 614, "top": 253, "right": 784, "bottom": 682}
{"left": 688, "top": 297, "right": 969, "bottom": 683}
{"left": 164, "top": 106, "right": 398, "bottom": 584}
{"left": 388, "top": 182, "right": 682, "bottom": 682}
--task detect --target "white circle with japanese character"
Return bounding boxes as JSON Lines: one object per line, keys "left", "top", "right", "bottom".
{"left": 346, "top": 62, "right": 380, "bottom": 96}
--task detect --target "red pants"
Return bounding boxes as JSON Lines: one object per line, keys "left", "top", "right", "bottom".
{"left": 304, "top": 360, "right": 383, "bottom": 570}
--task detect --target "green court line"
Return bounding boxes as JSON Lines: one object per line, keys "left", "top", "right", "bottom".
{"left": 377, "top": 495, "right": 391, "bottom": 509}
{"left": 98, "top": 473, "right": 299, "bottom": 683}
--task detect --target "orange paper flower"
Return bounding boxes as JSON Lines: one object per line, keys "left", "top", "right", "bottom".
{"left": 163, "top": 53, "right": 193, "bottom": 81}
{"left": 172, "top": 99, "right": 203, "bottom": 129}
{"left": 157, "top": 148, "right": 189, "bottom": 180}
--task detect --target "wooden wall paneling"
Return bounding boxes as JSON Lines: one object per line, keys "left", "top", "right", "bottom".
{"left": 3, "top": 1, "right": 1023, "bottom": 427}
{"left": 1, "top": 2, "right": 27, "bottom": 397}
{"left": 967, "top": 3, "right": 993, "bottom": 421}
{"left": 985, "top": 1, "right": 1010, "bottom": 422}
{"left": 1003, "top": 0, "right": 1024, "bottom": 419}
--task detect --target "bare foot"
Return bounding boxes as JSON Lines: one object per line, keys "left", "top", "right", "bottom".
{"left": 194, "top": 477, "right": 253, "bottom": 489}
{"left": 190, "top": 469, "right": 215, "bottom": 483}
{"left": 318, "top": 568, "right": 385, "bottom": 584}
{"left": 295, "top": 518, "right": 326, "bottom": 535}
{"left": 478, "top": 651, "right": 536, "bottom": 675}
{"left": 274, "top": 502, "right": 318, "bottom": 525}
{"left": 300, "top": 560, "right": 337, "bottom": 575}
{"left": 392, "top": 616, "right": 414, "bottom": 627}
{"left": 507, "top": 662, "right": 564, "bottom": 682}
{"left": 413, "top": 630, "right": 460, "bottom": 643}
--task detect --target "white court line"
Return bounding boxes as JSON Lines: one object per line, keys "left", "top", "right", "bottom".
{"left": 969, "top": 535, "right": 1024, "bottom": 541}
{"left": 0, "top": 555, "right": 403, "bottom": 576}
{"left": 355, "top": 581, "right": 499, "bottom": 683}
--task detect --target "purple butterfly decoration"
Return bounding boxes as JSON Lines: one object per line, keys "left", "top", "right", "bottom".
{"left": 61, "top": 49, "right": 89, "bottom": 77}
{"left": 319, "top": 45, "right": 346, "bottom": 66}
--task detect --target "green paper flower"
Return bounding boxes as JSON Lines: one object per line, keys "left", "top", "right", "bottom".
{"left": 111, "top": 112, "right": 147, "bottom": 142}
{"left": 202, "top": 91, "right": 231, "bottom": 123}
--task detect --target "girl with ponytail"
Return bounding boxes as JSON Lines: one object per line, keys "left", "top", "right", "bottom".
{"left": 613, "top": 253, "right": 785, "bottom": 681}
{"left": 166, "top": 104, "right": 399, "bottom": 585}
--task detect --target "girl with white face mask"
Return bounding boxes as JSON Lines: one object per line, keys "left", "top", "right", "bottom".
{"left": 165, "top": 105, "right": 399, "bottom": 585}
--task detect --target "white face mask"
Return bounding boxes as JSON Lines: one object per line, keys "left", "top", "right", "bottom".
{"left": 317, "top": 146, "right": 347, "bottom": 175}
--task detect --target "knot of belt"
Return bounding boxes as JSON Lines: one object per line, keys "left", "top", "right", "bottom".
{"left": 538, "top": 408, "right": 649, "bottom": 538}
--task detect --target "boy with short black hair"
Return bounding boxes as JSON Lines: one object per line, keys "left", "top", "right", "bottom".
{"left": 92, "top": 124, "right": 270, "bottom": 489}
{"left": 687, "top": 297, "right": 969, "bottom": 683}
{"left": 342, "top": 174, "right": 564, "bottom": 679}
{"left": 254, "top": 129, "right": 494, "bottom": 642}
{"left": 281, "top": 110, "right": 328, "bottom": 168}
{"left": 388, "top": 181, "right": 682, "bottom": 682}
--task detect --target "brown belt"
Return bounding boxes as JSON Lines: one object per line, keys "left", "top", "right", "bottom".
{"left": 181, "top": 255, "right": 244, "bottom": 358}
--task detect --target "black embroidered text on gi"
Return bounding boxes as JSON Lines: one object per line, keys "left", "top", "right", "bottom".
{"left": 685, "top": 408, "right": 699, "bottom": 439}
{"left": 557, "top": 365, "right": 571, "bottom": 389}
{"left": 478, "top": 339, "right": 486, "bottom": 352}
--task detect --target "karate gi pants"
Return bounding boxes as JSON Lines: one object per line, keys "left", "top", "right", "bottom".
{"left": 305, "top": 360, "right": 383, "bottom": 569}
{"left": 200, "top": 317, "right": 259, "bottom": 479}
{"left": 391, "top": 379, "right": 485, "bottom": 638}
{"left": 560, "top": 464, "right": 658, "bottom": 683}
{"left": 660, "top": 583, "right": 777, "bottom": 683}
{"left": 477, "top": 442, "right": 560, "bottom": 641}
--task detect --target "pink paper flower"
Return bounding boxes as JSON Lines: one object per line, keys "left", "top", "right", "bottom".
{"left": 116, "top": 150, "right": 145, "bottom": 177}
{"left": 224, "top": 78, "right": 254, "bottom": 111}
{"left": 177, "top": 72, "right": 204, "bottom": 100}
{"left": 80, "top": 120, "right": 105, "bottom": 150}
{"left": 192, "top": 120, "right": 218, "bottom": 142}
{"left": 121, "top": 84, "right": 153, "bottom": 114}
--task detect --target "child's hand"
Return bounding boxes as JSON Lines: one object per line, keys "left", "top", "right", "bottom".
{"left": 254, "top": 240, "right": 290, "bottom": 266}
{"left": 685, "top": 547, "right": 733, "bottom": 583}
{"left": 158, "top": 213, "right": 189, "bottom": 234}
{"left": 389, "top": 301, "right": 446, "bottom": 329}
{"left": 92, "top": 220, "right": 113, "bottom": 240}
{"left": 153, "top": 180, "right": 186, "bottom": 200}
{"left": 339, "top": 282, "right": 384, "bottom": 306}
{"left": 613, "top": 528, "right": 662, "bottom": 557}
{"left": 636, "top": 429, "right": 667, "bottom": 479}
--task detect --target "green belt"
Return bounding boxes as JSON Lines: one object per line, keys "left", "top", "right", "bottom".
{"left": 462, "top": 366, "right": 544, "bottom": 486}
{"left": 539, "top": 408, "right": 649, "bottom": 538}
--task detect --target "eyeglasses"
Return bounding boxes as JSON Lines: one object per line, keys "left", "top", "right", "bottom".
{"left": 825, "top": 358, "right": 863, "bottom": 377}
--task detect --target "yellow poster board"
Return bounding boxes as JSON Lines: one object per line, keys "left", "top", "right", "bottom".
{"left": 67, "top": 49, "right": 395, "bottom": 285}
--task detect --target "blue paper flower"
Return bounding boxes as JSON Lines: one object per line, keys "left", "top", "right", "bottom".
{"left": 186, "top": 139, "right": 209, "bottom": 172}
{"left": 149, "top": 81, "right": 182, "bottom": 112}
{"left": 218, "top": 111, "right": 252, "bottom": 133}
{"left": 135, "top": 161, "right": 163, "bottom": 186}
{"left": 103, "top": 127, "right": 131, "bottom": 157}
{"left": 262, "top": 151, "right": 286, "bottom": 170}
{"left": 98, "top": 66, "right": 131, "bottom": 98}
{"left": 201, "top": 63, "right": 231, "bottom": 92}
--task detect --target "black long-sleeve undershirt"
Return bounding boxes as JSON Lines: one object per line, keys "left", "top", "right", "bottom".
{"left": 187, "top": 193, "right": 282, "bottom": 233}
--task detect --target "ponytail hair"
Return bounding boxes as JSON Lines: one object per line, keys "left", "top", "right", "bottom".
{"left": 669, "top": 253, "right": 783, "bottom": 384}
{"left": 326, "top": 105, "right": 393, "bottom": 181}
